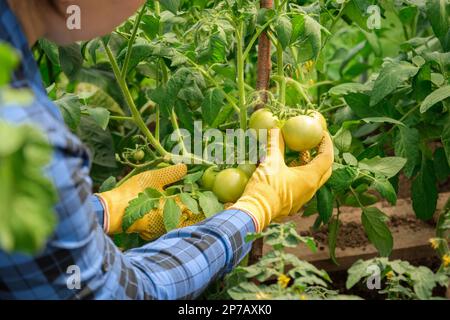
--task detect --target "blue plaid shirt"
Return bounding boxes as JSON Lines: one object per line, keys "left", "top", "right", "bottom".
{"left": 0, "top": 0, "right": 255, "bottom": 300}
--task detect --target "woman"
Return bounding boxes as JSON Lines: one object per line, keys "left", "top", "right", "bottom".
{"left": 0, "top": 0, "right": 333, "bottom": 299}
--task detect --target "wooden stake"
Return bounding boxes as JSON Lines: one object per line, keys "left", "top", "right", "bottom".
{"left": 249, "top": 0, "right": 273, "bottom": 265}
{"left": 255, "top": 0, "right": 273, "bottom": 110}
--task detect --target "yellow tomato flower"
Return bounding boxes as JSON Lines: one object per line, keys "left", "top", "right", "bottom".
{"left": 277, "top": 274, "right": 291, "bottom": 288}
{"left": 305, "top": 60, "right": 314, "bottom": 72}
{"left": 429, "top": 238, "right": 440, "bottom": 250}
{"left": 299, "top": 294, "right": 308, "bottom": 300}
{"left": 386, "top": 271, "right": 395, "bottom": 280}
{"left": 443, "top": 254, "right": 450, "bottom": 268}
{"left": 308, "top": 79, "right": 315, "bottom": 86}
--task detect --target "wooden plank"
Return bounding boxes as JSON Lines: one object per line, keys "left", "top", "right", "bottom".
{"left": 263, "top": 192, "right": 450, "bottom": 272}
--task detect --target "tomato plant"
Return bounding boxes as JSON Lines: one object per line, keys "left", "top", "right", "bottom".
{"left": 2, "top": 0, "right": 447, "bottom": 299}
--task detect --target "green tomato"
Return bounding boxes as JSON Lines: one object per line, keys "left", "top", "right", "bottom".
{"left": 307, "top": 110, "right": 327, "bottom": 130}
{"left": 133, "top": 150, "right": 145, "bottom": 162}
{"left": 249, "top": 109, "right": 278, "bottom": 131}
{"left": 201, "top": 166, "right": 219, "bottom": 190}
{"left": 213, "top": 168, "right": 249, "bottom": 203}
{"left": 281, "top": 115, "right": 324, "bottom": 152}
{"left": 238, "top": 163, "right": 257, "bottom": 178}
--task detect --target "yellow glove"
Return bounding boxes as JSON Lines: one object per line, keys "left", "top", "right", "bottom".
{"left": 230, "top": 129, "right": 334, "bottom": 232}
{"left": 97, "top": 164, "right": 204, "bottom": 240}
{"left": 126, "top": 197, "right": 205, "bottom": 240}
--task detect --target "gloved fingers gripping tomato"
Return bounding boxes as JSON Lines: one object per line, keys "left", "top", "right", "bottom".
{"left": 230, "top": 129, "right": 334, "bottom": 232}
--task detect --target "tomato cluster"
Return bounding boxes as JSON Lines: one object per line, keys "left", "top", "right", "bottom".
{"left": 249, "top": 109, "right": 327, "bottom": 152}
{"left": 203, "top": 109, "right": 326, "bottom": 204}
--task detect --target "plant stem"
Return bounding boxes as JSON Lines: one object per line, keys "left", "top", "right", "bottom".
{"left": 155, "top": 106, "right": 160, "bottom": 142}
{"left": 318, "top": 103, "right": 345, "bottom": 113}
{"left": 285, "top": 77, "right": 313, "bottom": 107}
{"left": 103, "top": 43, "right": 169, "bottom": 158}
{"left": 386, "top": 104, "right": 420, "bottom": 135}
{"left": 276, "top": 41, "right": 286, "bottom": 106}
{"left": 349, "top": 187, "right": 365, "bottom": 209}
{"left": 185, "top": 56, "right": 240, "bottom": 113}
{"left": 242, "top": 19, "right": 274, "bottom": 61}
{"left": 121, "top": 5, "right": 146, "bottom": 78}
{"left": 110, "top": 115, "right": 135, "bottom": 122}
{"left": 170, "top": 108, "right": 189, "bottom": 156}
{"left": 237, "top": 23, "right": 247, "bottom": 130}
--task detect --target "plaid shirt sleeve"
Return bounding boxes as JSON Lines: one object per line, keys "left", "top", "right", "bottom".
{"left": 0, "top": 0, "right": 256, "bottom": 300}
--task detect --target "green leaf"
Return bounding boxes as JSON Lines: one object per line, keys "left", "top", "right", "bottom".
{"left": 85, "top": 107, "right": 110, "bottom": 130}
{"left": 442, "top": 114, "right": 450, "bottom": 167}
{"left": 317, "top": 186, "right": 333, "bottom": 224}
{"left": 38, "top": 39, "right": 60, "bottom": 66}
{"left": 343, "top": 153, "right": 358, "bottom": 166}
{"left": 275, "top": 16, "right": 292, "bottom": 49}
{"left": 423, "top": 51, "right": 450, "bottom": 72}
{"left": 122, "top": 188, "right": 162, "bottom": 231}
{"left": 84, "top": 89, "right": 125, "bottom": 116}
{"left": 163, "top": 198, "right": 182, "bottom": 232}
{"left": 344, "top": 93, "right": 383, "bottom": 118}
{"left": 99, "top": 176, "right": 117, "bottom": 193}
{"left": 370, "top": 61, "right": 419, "bottom": 106}
{"left": 346, "top": 259, "right": 373, "bottom": 289}
{"left": 58, "top": 44, "right": 83, "bottom": 79}
{"left": 328, "top": 83, "right": 370, "bottom": 96}
{"left": 160, "top": 0, "right": 180, "bottom": 14}
{"left": 411, "top": 266, "right": 437, "bottom": 300}
{"left": 198, "top": 191, "right": 223, "bottom": 218}
{"left": 179, "top": 193, "right": 200, "bottom": 214}
{"left": 54, "top": 94, "right": 82, "bottom": 130}
{"left": 398, "top": 5, "right": 418, "bottom": 25}
{"left": 117, "top": 44, "right": 154, "bottom": 75}
{"left": 359, "top": 156, "right": 406, "bottom": 179}
{"left": 141, "top": 15, "right": 160, "bottom": 39}
{"left": 394, "top": 127, "right": 421, "bottom": 178}
{"left": 183, "top": 171, "right": 204, "bottom": 184}
{"left": 420, "top": 85, "right": 450, "bottom": 113}
{"left": 328, "top": 217, "right": 339, "bottom": 265}
{"left": 77, "top": 116, "right": 116, "bottom": 168}
{"left": 327, "top": 166, "right": 358, "bottom": 193}
{"left": 201, "top": 88, "right": 225, "bottom": 127}
{"left": 362, "top": 117, "right": 405, "bottom": 126}
{"left": 434, "top": 147, "right": 450, "bottom": 183}
{"left": 293, "top": 15, "right": 323, "bottom": 61}
{"left": 0, "top": 121, "right": 57, "bottom": 254}
{"left": 361, "top": 207, "right": 393, "bottom": 257}
{"left": 197, "top": 30, "right": 228, "bottom": 64}
{"left": 372, "top": 178, "right": 397, "bottom": 205}
{"left": 333, "top": 129, "right": 352, "bottom": 152}
{"left": 426, "top": 0, "right": 450, "bottom": 51}
{"left": 412, "top": 160, "right": 438, "bottom": 220}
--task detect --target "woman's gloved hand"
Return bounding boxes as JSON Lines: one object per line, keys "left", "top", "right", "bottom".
{"left": 230, "top": 129, "right": 334, "bottom": 232}
{"left": 97, "top": 164, "right": 204, "bottom": 240}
